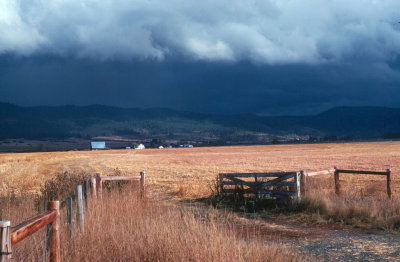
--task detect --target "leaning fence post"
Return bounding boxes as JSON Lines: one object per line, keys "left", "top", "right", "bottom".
{"left": 84, "top": 180, "right": 89, "bottom": 211}
{"left": 66, "top": 196, "right": 74, "bottom": 239}
{"left": 334, "top": 166, "right": 340, "bottom": 195}
{"left": 294, "top": 172, "right": 301, "bottom": 202}
{"left": 48, "top": 201, "right": 60, "bottom": 262}
{"left": 386, "top": 168, "right": 392, "bottom": 199}
{"left": 76, "top": 185, "right": 84, "bottom": 232}
{"left": 0, "top": 221, "right": 11, "bottom": 262}
{"left": 140, "top": 171, "right": 146, "bottom": 199}
{"left": 300, "top": 170, "right": 307, "bottom": 196}
{"left": 96, "top": 173, "right": 102, "bottom": 200}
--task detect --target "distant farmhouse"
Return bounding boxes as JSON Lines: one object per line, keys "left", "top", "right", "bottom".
{"left": 91, "top": 141, "right": 106, "bottom": 150}
{"left": 135, "top": 144, "right": 145, "bottom": 150}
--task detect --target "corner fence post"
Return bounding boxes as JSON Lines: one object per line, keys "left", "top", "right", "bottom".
{"left": 66, "top": 196, "right": 74, "bottom": 239}
{"left": 334, "top": 166, "right": 340, "bottom": 195}
{"left": 294, "top": 172, "right": 301, "bottom": 202}
{"left": 300, "top": 170, "right": 307, "bottom": 196}
{"left": 387, "top": 168, "right": 392, "bottom": 199}
{"left": 0, "top": 221, "right": 11, "bottom": 262}
{"left": 140, "top": 171, "right": 146, "bottom": 199}
{"left": 76, "top": 185, "right": 84, "bottom": 232}
{"left": 48, "top": 201, "right": 60, "bottom": 262}
{"left": 96, "top": 173, "right": 102, "bottom": 200}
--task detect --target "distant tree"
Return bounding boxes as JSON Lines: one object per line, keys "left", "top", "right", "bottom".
{"left": 382, "top": 133, "right": 400, "bottom": 139}
{"left": 308, "top": 136, "right": 317, "bottom": 142}
{"left": 323, "top": 136, "right": 337, "bottom": 141}
{"left": 151, "top": 138, "right": 164, "bottom": 146}
{"left": 271, "top": 138, "right": 280, "bottom": 144}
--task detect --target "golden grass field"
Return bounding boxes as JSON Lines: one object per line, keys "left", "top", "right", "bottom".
{"left": 1, "top": 141, "right": 399, "bottom": 198}
{"left": 2, "top": 141, "right": 400, "bottom": 261}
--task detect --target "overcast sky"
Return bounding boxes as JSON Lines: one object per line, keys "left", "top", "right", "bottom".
{"left": 1, "top": 0, "right": 400, "bottom": 115}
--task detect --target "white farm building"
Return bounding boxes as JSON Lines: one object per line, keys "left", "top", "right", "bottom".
{"left": 135, "top": 144, "right": 145, "bottom": 150}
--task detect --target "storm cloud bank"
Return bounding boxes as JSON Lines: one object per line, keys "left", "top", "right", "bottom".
{"left": 1, "top": 0, "right": 400, "bottom": 115}
{"left": 2, "top": 0, "right": 400, "bottom": 64}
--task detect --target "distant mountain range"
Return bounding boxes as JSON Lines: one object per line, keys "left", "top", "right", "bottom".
{"left": 1, "top": 102, "right": 400, "bottom": 144}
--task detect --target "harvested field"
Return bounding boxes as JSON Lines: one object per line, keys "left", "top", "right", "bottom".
{"left": 2, "top": 141, "right": 400, "bottom": 261}
{"left": 0, "top": 141, "right": 399, "bottom": 198}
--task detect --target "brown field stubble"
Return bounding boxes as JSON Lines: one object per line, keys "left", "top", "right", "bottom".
{"left": 0, "top": 141, "right": 399, "bottom": 198}
{"left": 1, "top": 187, "right": 310, "bottom": 261}
{"left": 1, "top": 141, "right": 400, "bottom": 229}
{"left": 1, "top": 141, "right": 400, "bottom": 260}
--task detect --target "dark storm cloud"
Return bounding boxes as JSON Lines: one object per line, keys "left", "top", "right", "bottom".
{"left": 1, "top": 0, "right": 400, "bottom": 64}
{"left": 1, "top": 0, "right": 400, "bottom": 115}
{"left": 1, "top": 56, "right": 400, "bottom": 115}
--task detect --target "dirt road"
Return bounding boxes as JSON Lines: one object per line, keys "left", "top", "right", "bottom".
{"left": 232, "top": 214, "right": 400, "bottom": 261}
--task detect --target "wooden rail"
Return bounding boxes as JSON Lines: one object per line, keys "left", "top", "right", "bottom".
{"left": 11, "top": 210, "right": 57, "bottom": 246}
{"left": 301, "top": 167, "right": 392, "bottom": 198}
{"left": 223, "top": 172, "right": 297, "bottom": 178}
{"left": 1, "top": 170, "right": 146, "bottom": 261}
{"left": 222, "top": 167, "right": 393, "bottom": 201}
{"left": 0, "top": 201, "right": 60, "bottom": 262}
{"left": 306, "top": 169, "right": 335, "bottom": 177}
{"left": 101, "top": 175, "right": 141, "bottom": 181}
{"left": 334, "top": 167, "right": 392, "bottom": 198}
{"left": 335, "top": 169, "right": 389, "bottom": 175}
{"left": 96, "top": 173, "right": 146, "bottom": 199}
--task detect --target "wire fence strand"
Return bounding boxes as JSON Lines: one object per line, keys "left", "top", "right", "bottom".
{"left": 40, "top": 222, "right": 53, "bottom": 262}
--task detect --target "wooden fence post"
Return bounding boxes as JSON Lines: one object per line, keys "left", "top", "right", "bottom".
{"left": 294, "top": 172, "right": 301, "bottom": 202}
{"left": 218, "top": 174, "right": 225, "bottom": 195}
{"left": 140, "top": 171, "right": 146, "bottom": 199}
{"left": 300, "top": 170, "right": 307, "bottom": 196}
{"left": 254, "top": 174, "right": 259, "bottom": 199}
{"left": 66, "top": 196, "right": 74, "bottom": 239}
{"left": 96, "top": 173, "right": 102, "bottom": 200}
{"left": 84, "top": 180, "right": 89, "bottom": 211}
{"left": 334, "top": 166, "right": 340, "bottom": 195}
{"left": 387, "top": 168, "right": 392, "bottom": 199}
{"left": 90, "top": 177, "right": 97, "bottom": 200}
{"left": 48, "top": 201, "right": 60, "bottom": 262}
{"left": 76, "top": 185, "right": 84, "bottom": 232}
{"left": 0, "top": 221, "right": 11, "bottom": 262}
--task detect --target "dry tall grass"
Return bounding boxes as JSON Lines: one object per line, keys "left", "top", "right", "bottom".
{"left": 1, "top": 187, "right": 312, "bottom": 261}
{"left": 284, "top": 169, "right": 400, "bottom": 230}
{"left": 301, "top": 188, "right": 400, "bottom": 230}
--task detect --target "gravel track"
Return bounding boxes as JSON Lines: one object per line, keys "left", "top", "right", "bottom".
{"left": 234, "top": 215, "right": 400, "bottom": 261}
